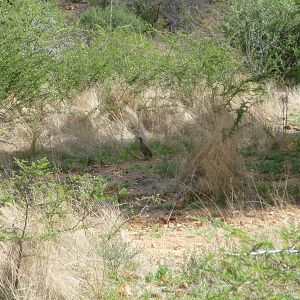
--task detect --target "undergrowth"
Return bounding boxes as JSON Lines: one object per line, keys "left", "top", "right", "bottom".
{"left": 0, "top": 158, "right": 138, "bottom": 299}
{"left": 142, "top": 223, "right": 300, "bottom": 299}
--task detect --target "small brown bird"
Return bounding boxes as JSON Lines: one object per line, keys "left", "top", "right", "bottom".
{"left": 138, "top": 136, "right": 152, "bottom": 159}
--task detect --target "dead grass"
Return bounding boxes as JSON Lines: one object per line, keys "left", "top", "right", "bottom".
{"left": 0, "top": 82, "right": 198, "bottom": 161}
{"left": 178, "top": 111, "right": 253, "bottom": 208}
{"left": 0, "top": 203, "right": 135, "bottom": 299}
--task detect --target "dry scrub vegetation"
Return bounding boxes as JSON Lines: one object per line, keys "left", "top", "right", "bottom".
{"left": 0, "top": 0, "right": 300, "bottom": 298}
{"left": 0, "top": 160, "right": 138, "bottom": 299}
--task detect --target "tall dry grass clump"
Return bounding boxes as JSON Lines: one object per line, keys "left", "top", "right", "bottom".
{"left": 0, "top": 159, "right": 138, "bottom": 299}
{"left": 0, "top": 204, "right": 137, "bottom": 300}
{"left": 179, "top": 111, "right": 253, "bottom": 208}
{"left": 0, "top": 204, "right": 134, "bottom": 299}
{"left": 0, "top": 83, "right": 196, "bottom": 159}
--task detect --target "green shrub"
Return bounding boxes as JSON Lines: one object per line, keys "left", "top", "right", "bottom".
{"left": 122, "top": 0, "right": 211, "bottom": 31}
{"left": 223, "top": 0, "right": 300, "bottom": 85}
{"left": 80, "top": 5, "right": 150, "bottom": 32}
{"left": 0, "top": 0, "right": 89, "bottom": 119}
{"left": 0, "top": 158, "right": 137, "bottom": 298}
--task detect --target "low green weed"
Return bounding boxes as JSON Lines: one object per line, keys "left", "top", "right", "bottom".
{"left": 0, "top": 158, "right": 138, "bottom": 298}
{"left": 146, "top": 265, "right": 171, "bottom": 283}
{"left": 154, "top": 160, "right": 177, "bottom": 177}
{"left": 80, "top": 5, "right": 150, "bottom": 33}
{"left": 167, "top": 225, "right": 299, "bottom": 298}
{"left": 246, "top": 153, "right": 285, "bottom": 178}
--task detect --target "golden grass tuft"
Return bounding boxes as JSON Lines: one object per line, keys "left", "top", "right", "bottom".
{"left": 179, "top": 111, "right": 252, "bottom": 208}
{"left": 0, "top": 202, "right": 133, "bottom": 299}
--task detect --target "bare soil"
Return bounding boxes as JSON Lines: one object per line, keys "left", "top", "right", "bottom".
{"left": 126, "top": 206, "right": 300, "bottom": 271}
{"left": 60, "top": 149, "right": 300, "bottom": 273}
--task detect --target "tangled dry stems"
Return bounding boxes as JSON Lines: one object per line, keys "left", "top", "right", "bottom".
{"left": 179, "top": 111, "right": 254, "bottom": 207}
{"left": 0, "top": 202, "right": 134, "bottom": 299}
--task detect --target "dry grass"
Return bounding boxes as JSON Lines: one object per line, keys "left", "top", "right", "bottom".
{"left": 178, "top": 111, "right": 253, "bottom": 208}
{"left": 0, "top": 84, "right": 193, "bottom": 159}
{"left": 0, "top": 86, "right": 299, "bottom": 298}
{"left": 0, "top": 203, "right": 135, "bottom": 300}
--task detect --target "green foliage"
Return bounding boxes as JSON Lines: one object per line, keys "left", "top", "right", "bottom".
{"left": 154, "top": 160, "right": 177, "bottom": 177}
{"left": 80, "top": 5, "right": 150, "bottom": 32}
{"left": 223, "top": 0, "right": 300, "bottom": 85}
{"left": 13, "top": 157, "right": 51, "bottom": 188}
{"left": 244, "top": 144, "right": 300, "bottom": 180}
{"left": 156, "top": 34, "right": 238, "bottom": 95}
{"left": 0, "top": 0, "right": 86, "bottom": 112}
{"left": 176, "top": 226, "right": 300, "bottom": 298}
{"left": 88, "top": 0, "right": 110, "bottom": 7}
{"left": 126, "top": 0, "right": 167, "bottom": 29}
{"left": 183, "top": 253, "right": 213, "bottom": 284}
{"left": 83, "top": 27, "right": 238, "bottom": 97}
{"left": 0, "top": 158, "right": 117, "bottom": 242}
{"left": 101, "top": 234, "right": 140, "bottom": 273}
{"left": 97, "top": 139, "right": 180, "bottom": 164}
{"left": 155, "top": 265, "right": 170, "bottom": 280}
{"left": 0, "top": 158, "right": 139, "bottom": 295}
{"left": 246, "top": 153, "right": 285, "bottom": 177}
{"left": 149, "top": 140, "right": 176, "bottom": 156}
{"left": 279, "top": 225, "right": 300, "bottom": 247}
{"left": 122, "top": 0, "right": 210, "bottom": 31}
{"left": 68, "top": 173, "right": 119, "bottom": 205}
{"left": 0, "top": 0, "right": 239, "bottom": 123}
{"left": 146, "top": 265, "right": 171, "bottom": 282}
{"left": 254, "top": 180, "right": 273, "bottom": 197}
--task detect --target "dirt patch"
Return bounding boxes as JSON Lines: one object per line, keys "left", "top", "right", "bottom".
{"left": 83, "top": 158, "right": 177, "bottom": 198}
{"left": 125, "top": 205, "right": 300, "bottom": 272}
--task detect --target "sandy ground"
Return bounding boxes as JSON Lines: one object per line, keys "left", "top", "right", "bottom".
{"left": 124, "top": 205, "right": 300, "bottom": 272}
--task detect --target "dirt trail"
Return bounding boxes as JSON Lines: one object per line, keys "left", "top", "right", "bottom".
{"left": 125, "top": 206, "right": 300, "bottom": 271}
{"left": 66, "top": 155, "right": 300, "bottom": 272}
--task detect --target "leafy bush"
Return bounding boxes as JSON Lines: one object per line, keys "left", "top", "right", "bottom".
{"left": 87, "top": 29, "right": 237, "bottom": 93}
{"left": 80, "top": 5, "right": 150, "bottom": 32}
{"left": 0, "top": 158, "right": 117, "bottom": 243}
{"left": 0, "top": 0, "right": 89, "bottom": 119}
{"left": 0, "top": 0, "right": 238, "bottom": 117}
{"left": 223, "top": 0, "right": 300, "bottom": 85}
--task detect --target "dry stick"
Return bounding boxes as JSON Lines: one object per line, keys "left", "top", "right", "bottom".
{"left": 14, "top": 191, "right": 30, "bottom": 290}
{"left": 139, "top": 198, "right": 151, "bottom": 216}
{"left": 110, "top": 0, "right": 113, "bottom": 31}
{"left": 166, "top": 202, "right": 175, "bottom": 225}
{"left": 227, "top": 249, "right": 300, "bottom": 257}
{"left": 0, "top": 139, "right": 16, "bottom": 147}
{"left": 285, "top": 92, "right": 288, "bottom": 128}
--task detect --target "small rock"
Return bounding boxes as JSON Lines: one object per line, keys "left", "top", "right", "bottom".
{"left": 160, "top": 273, "right": 169, "bottom": 283}
{"left": 118, "top": 284, "right": 132, "bottom": 297}
{"left": 179, "top": 282, "right": 189, "bottom": 289}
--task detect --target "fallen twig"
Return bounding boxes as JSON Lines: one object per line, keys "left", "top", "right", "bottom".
{"left": 226, "top": 249, "right": 300, "bottom": 257}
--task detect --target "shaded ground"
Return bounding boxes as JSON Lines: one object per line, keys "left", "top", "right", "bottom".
{"left": 59, "top": 152, "right": 300, "bottom": 275}
{"left": 85, "top": 158, "right": 177, "bottom": 198}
